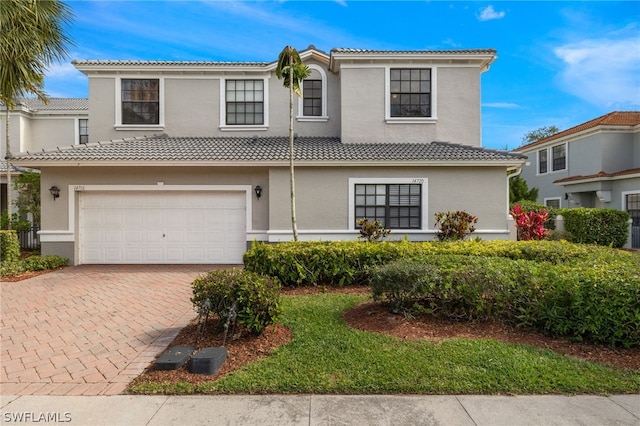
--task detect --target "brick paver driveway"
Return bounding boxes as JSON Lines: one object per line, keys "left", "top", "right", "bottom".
{"left": 1, "top": 265, "right": 221, "bottom": 396}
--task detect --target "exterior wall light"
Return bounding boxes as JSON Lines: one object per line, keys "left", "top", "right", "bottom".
{"left": 49, "top": 185, "right": 60, "bottom": 200}
{"left": 254, "top": 185, "right": 262, "bottom": 199}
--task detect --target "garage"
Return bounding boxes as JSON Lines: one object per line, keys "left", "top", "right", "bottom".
{"left": 79, "top": 191, "right": 246, "bottom": 264}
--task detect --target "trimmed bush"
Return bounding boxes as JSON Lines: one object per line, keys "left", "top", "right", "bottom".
{"left": 0, "top": 255, "right": 68, "bottom": 278}
{"left": 243, "top": 240, "right": 633, "bottom": 287}
{"left": 368, "top": 253, "right": 640, "bottom": 347}
{"left": 0, "top": 230, "right": 20, "bottom": 263}
{"left": 559, "top": 208, "right": 630, "bottom": 247}
{"left": 191, "top": 269, "right": 281, "bottom": 334}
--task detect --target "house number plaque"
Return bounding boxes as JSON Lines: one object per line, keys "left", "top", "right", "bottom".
{"left": 74, "top": 185, "right": 85, "bottom": 191}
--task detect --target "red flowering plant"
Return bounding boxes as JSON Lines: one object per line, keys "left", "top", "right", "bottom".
{"left": 509, "top": 204, "right": 549, "bottom": 240}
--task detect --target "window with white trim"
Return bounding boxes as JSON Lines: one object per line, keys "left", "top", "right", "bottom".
{"left": 354, "top": 183, "right": 422, "bottom": 229}
{"left": 121, "top": 79, "right": 159, "bottom": 125}
{"left": 389, "top": 68, "right": 431, "bottom": 118}
{"left": 302, "top": 80, "right": 322, "bottom": 116}
{"left": 79, "top": 119, "right": 88, "bottom": 144}
{"left": 225, "top": 79, "right": 264, "bottom": 125}
{"left": 537, "top": 143, "right": 567, "bottom": 174}
{"left": 544, "top": 198, "right": 560, "bottom": 209}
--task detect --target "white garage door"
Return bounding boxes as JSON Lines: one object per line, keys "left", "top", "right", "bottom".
{"left": 79, "top": 191, "right": 246, "bottom": 264}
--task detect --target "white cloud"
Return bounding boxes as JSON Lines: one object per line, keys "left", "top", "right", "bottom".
{"left": 477, "top": 5, "right": 505, "bottom": 22}
{"left": 554, "top": 35, "right": 640, "bottom": 108}
{"left": 483, "top": 102, "right": 520, "bottom": 109}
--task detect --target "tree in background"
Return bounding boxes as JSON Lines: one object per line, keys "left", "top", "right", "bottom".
{"left": 0, "top": 0, "right": 73, "bottom": 229}
{"left": 509, "top": 174, "right": 538, "bottom": 204}
{"left": 521, "top": 125, "right": 560, "bottom": 145}
{"left": 275, "top": 46, "right": 310, "bottom": 241}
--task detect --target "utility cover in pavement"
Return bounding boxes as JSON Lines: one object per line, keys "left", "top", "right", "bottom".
{"left": 188, "top": 347, "right": 228, "bottom": 375}
{"left": 155, "top": 346, "right": 195, "bottom": 370}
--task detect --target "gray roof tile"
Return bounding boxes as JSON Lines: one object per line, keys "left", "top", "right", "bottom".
{"left": 9, "top": 98, "right": 88, "bottom": 111}
{"left": 12, "top": 135, "right": 525, "bottom": 164}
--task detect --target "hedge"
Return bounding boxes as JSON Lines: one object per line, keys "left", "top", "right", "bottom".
{"left": 370, "top": 254, "right": 640, "bottom": 347}
{"left": 243, "top": 240, "right": 631, "bottom": 287}
{"left": 559, "top": 208, "right": 630, "bottom": 247}
{"left": 0, "top": 230, "right": 20, "bottom": 263}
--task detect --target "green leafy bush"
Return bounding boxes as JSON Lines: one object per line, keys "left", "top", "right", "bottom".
{"left": 434, "top": 210, "right": 477, "bottom": 241}
{"left": 0, "top": 230, "right": 20, "bottom": 263}
{"left": 356, "top": 218, "right": 391, "bottom": 242}
{"left": 0, "top": 255, "right": 68, "bottom": 278}
{"left": 559, "top": 208, "right": 630, "bottom": 247}
{"left": 191, "top": 269, "right": 281, "bottom": 334}
{"left": 368, "top": 253, "right": 640, "bottom": 347}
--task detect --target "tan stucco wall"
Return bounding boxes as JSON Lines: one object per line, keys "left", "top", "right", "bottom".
{"left": 30, "top": 118, "right": 78, "bottom": 151}
{"left": 40, "top": 166, "right": 269, "bottom": 231}
{"left": 339, "top": 66, "right": 482, "bottom": 145}
{"left": 85, "top": 58, "right": 341, "bottom": 142}
{"left": 268, "top": 166, "right": 508, "bottom": 232}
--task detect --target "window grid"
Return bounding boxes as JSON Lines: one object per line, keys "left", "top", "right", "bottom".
{"left": 226, "top": 80, "right": 264, "bottom": 125}
{"left": 390, "top": 68, "right": 431, "bottom": 118}
{"left": 79, "top": 119, "right": 88, "bottom": 144}
{"left": 538, "top": 149, "right": 548, "bottom": 174}
{"left": 303, "top": 80, "right": 322, "bottom": 116}
{"left": 552, "top": 144, "right": 566, "bottom": 171}
{"left": 354, "top": 184, "right": 421, "bottom": 229}
{"left": 121, "top": 79, "right": 159, "bottom": 125}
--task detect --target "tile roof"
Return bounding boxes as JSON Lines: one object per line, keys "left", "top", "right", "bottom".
{"left": 12, "top": 135, "right": 525, "bottom": 164}
{"left": 72, "top": 60, "right": 269, "bottom": 67}
{"left": 514, "top": 111, "right": 640, "bottom": 152}
{"left": 331, "top": 48, "right": 497, "bottom": 55}
{"left": 3, "top": 98, "right": 89, "bottom": 111}
{"left": 554, "top": 168, "right": 640, "bottom": 184}
{"left": 0, "top": 160, "right": 33, "bottom": 174}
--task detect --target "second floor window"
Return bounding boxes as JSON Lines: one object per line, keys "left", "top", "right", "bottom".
{"left": 538, "top": 149, "right": 548, "bottom": 174}
{"left": 390, "top": 69, "right": 431, "bottom": 118}
{"left": 226, "top": 80, "right": 264, "bottom": 125}
{"left": 121, "top": 79, "right": 159, "bottom": 125}
{"left": 79, "top": 119, "right": 88, "bottom": 144}
{"left": 552, "top": 144, "right": 566, "bottom": 171}
{"left": 303, "top": 80, "right": 322, "bottom": 116}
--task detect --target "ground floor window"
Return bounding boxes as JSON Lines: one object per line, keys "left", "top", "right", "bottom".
{"left": 626, "top": 193, "right": 640, "bottom": 248}
{"left": 354, "top": 183, "right": 421, "bottom": 229}
{"left": 544, "top": 198, "right": 561, "bottom": 209}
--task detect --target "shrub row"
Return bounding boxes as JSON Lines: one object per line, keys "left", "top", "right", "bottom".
{"left": 0, "top": 255, "right": 68, "bottom": 278}
{"left": 191, "top": 269, "right": 281, "bottom": 334}
{"left": 0, "top": 230, "right": 20, "bottom": 263}
{"left": 559, "top": 208, "right": 630, "bottom": 248}
{"left": 370, "top": 255, "right": 640, "bottom": 347}
{"left": 243, "top": 240, "right": 628, "bottom": 287}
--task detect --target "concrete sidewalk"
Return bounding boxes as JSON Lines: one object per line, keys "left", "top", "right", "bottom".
{"left": 1, "top": 394, "right": 639, "bottom": 425}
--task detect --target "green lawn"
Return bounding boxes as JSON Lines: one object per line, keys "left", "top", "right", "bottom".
{"left": 130, "top": 292, "right": 640, "bottom": 395}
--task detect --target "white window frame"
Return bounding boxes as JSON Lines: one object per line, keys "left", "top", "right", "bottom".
{"left": 544, "top": 197, "right": 561, "bottom": 209}
{"left": 536, "top": 142, "right": 567, "bottom": 175}
{"left": 348, "top": 177, "right": 428, "bottom": 230}
{"left": 385, "top": 66, "right": 437, "bottom": 124}
{"left": 219, "top": 76, "right": 270, "bottom": 131}
{"left": 114, "top": 77, "right": 165, "bottom": 131}
{"left": 297, "top": 64, "right": 328, "bottom": 122}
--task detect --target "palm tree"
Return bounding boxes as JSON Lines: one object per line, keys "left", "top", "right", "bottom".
{"left": 275, "top": 46, "right": 310, "bottom": 241}
{"left": 0, "top": 0, "right": 73, "bottom": 229}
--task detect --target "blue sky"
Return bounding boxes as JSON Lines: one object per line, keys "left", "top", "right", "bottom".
{"left": 44, "top": 0, "right": 640, "bottom": 150}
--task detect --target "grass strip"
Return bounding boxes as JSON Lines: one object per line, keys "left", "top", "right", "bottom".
{"left": 130, "top": 293, "right": 640, "bottom": 395}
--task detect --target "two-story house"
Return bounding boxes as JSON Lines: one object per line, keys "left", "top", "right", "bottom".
{"left": 11, "top": 46, "right": 526, "bottom": 265}
{"left": 513, "top": 111, "right": 639, "bottom": 247}
{"left": 1, "top": 98, "right": 89, "bottom": 217}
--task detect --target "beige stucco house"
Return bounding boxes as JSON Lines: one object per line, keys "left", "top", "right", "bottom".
{"left": 11, "top": 46, "right": 526, "bottom": 265}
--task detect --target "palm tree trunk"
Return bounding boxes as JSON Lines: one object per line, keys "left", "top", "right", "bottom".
{"left": 4, "top": 111, "right": 12, "bottom": 230}
{"left": 289, "top": 68, "right": 298, "bottom": 241}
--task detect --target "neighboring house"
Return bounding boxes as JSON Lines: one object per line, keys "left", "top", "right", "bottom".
{"left": 1, "top": 98, "right": 89, "bottom": 218}
{"left": 11, "top": 46, "right": 526, "bottom": 265}
{"left": 513, "top": 111, "right": 640, "bottom": 247}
